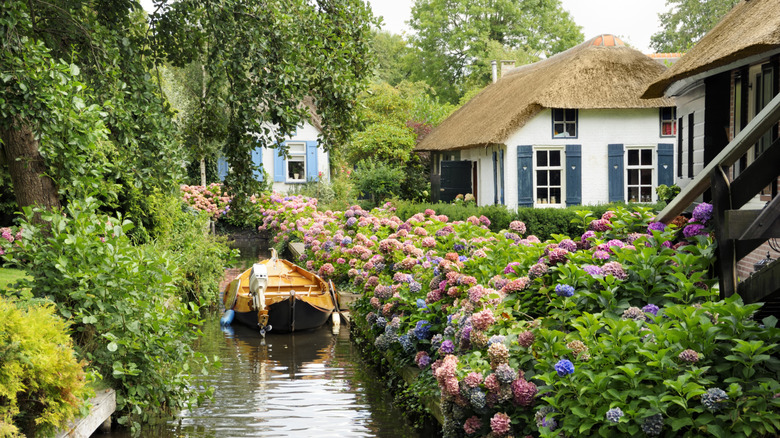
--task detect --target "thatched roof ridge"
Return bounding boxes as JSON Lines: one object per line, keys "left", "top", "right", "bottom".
{"left": 644, "top": 0, "right": 780, "bottom": 98}
{"left": 416, "top": 35, "right": 673, "bottom": 152}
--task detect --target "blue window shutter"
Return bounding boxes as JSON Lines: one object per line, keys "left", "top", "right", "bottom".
{"left": 565, "top": 144, "right": 581, "bottom": 206}
{"left": 499, "top": 149, "right": 505, "bottom": 205}
{"left": 217, "top": 156, "right": 229, "bottom": 182}
{"left": 251, "top": 147, "right": 264, "bottom": 181}
{"left": 273, "top": 143, "right": 286, "bottom": 182}
{"left": 306, "top": 141, "right": 319, "bottom": 181}
{"left": 517, "top": 145, "right": 533, "bottom": 207}
{"left": 492, "top": 151, "right": 498, "bottom": 204}
{"left": 657, "top": 143, "right": 674, "bottom": 186}
{"left": 608, "top": 144, "right": 624, "bottom": 202}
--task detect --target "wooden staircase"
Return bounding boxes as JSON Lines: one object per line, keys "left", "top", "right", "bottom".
{"left": 655, "top": 92, "right": 780, "bottom": 308}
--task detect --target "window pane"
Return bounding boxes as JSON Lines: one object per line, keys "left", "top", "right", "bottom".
{"left": 553, "top": 109, "right": 563, "bottom": 121}
{"left": 550, "top": 169, "right": 561, "bottom": 185}
{"left": 627, "top": 187, "right": 639, "bottom": 202}
{"left": 550, "top": 150, "right": 561, "bottom": 166}
{"left": 661, "top": 107, "right": 671, "bottom": 120}
{"left": 662, "top": 121, "right": 673, "bottom": 136}
{"left": 628, "top": 149, "right": 639, "bottom": 166}
{"left": 537, "top": 188, "right": 548, "bottom": 201}
{"left": 565, "top": 123, "right": 576, "bottom": 137}
{"left": 288, "top": 143, "right": 306, "bottom": 154}
{"left": 565, "top": 109, "right": 576, "bottom": 121}
{"left": 537, "top": 170, "right": 548, "bottom": 185}
{"left": 550, "top": 187, "right": 561, "bottom": 203}
{"left": 641, "top": 169, "right": 652, "bottom": 185}
{"left": 288, "top": 159, "right": 305, "bottom": 179}
{"left": 536, "top": 151, "right": 547, "bottom": 166}
{"left": 641, "top": 149, "right": 653, "bottom": 165}
{"left": 641, "top": 187, "right": 652, "bottom": 202}
{"left": 628, "top": 169, "right": 638, "bottom": 185}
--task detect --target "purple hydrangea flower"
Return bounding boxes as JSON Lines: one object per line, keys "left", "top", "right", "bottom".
{"left": 683, "top": 223, "right": 707, "bottom": 238}
{"left": 606, "top": 407, "right": 624, "bottom": 423}
{"left": 642, "top": 303, "right": 660, "bottom": 316}
{"left": 692, "top": 202, "right": 713, "bottom": 223}
{"left": 439, "top": 340, "right": 455, "bottom": 354}
{"left": 346, "top": 217, "right": 358, "bottom": 227}
{"left": 554, "top": 359, "right": 575, "bottom": 376}
{"left": 647, "top": 221, "right": 666, "bottom": 233}
{"left": 582, "top": 264, "right": 603, "bottom": 276}
{"left": 555, "top": 284, "right": 575, "bottom": 298}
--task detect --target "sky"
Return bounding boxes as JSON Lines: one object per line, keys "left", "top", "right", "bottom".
{"left": 368, "top": 0, "right": 670, "bottom": 54}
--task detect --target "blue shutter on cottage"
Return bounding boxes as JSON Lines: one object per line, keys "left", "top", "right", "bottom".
{"left": 517, "top": 146, "right": 533, "bottom": 207}
{"left": 657, "top": 143, "right": 674, "bottom": 186}
{"left": 608, "top": 144, "right": 625, "bottom": 202}
{"left": 306, "top": 141, "right": 319, "bottom": 181}
{"left": 499, "top": 149, "right": 505, "bottom": 205}
{"left": 217, "top": 156, "right": 229, "bottom": 181}
{"left": 251, "top": 147, "right": 264, "bottom": 181}
{"left": 492, "top": 151, "right": 498, "bottom": 204}
{"left": 273, "top": 143, "right": 286, "bottom": 182}
{"left": 565, "top": 144, "right": 582, "bottom": 206}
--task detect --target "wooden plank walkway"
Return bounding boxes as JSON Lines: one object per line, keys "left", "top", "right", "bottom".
{"left": 55, "top": 389, "right": 115, "bottom": 438}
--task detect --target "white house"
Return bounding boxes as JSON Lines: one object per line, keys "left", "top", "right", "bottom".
{"left": 416, "top": 35, "right": 677, "bottom": 209}
{"left": 217, "top": 99, "right": 330, "bottom": 193}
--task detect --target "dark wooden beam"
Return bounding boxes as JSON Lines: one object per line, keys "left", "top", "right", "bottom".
{"left": 739, "top": 195, "right": 780, "bottom": 240}
{"left": 711, "top": 166, "right": 737, "bottom": 298}
{"left": 725, "top": 208, "right": 780, "bottom": 240}
{"left": 736, "top": 239, "right": 773, "bottom": 261}
{"left": 730, "top": 136, "right": 780, "bottom": 209}
{"left": 738, "top": 258, "right": 780, "bottom": 305}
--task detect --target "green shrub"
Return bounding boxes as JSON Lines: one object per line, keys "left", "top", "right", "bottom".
{"left": 2, "top": 198, "right": 212, "bottom": 432}
{"left": 288, "top": 180, "right": 336, "bottom": 206}
{"left": 0, "top": 296, "right": 92, "bottom": 437}
{"left": 352, "top": 159, "right": 405, "bottom": 206}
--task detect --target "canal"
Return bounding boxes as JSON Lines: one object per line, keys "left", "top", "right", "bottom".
{"left": 96, "top": 319, "right": 421, "bottom": 438}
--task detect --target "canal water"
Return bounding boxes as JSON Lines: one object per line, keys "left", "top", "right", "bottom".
{"left": 96, "top": 320, "right": 421, "bottom": 438}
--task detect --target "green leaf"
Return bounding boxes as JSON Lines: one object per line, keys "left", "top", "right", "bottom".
{"left": 107, "top": 341, "right": 118, "bottom": 352}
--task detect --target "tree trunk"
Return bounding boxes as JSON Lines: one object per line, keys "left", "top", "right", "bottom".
{"left": 0, "top": 118, "right": 61, "bottom": 211}
{"left": 200, "top": 157, "right": 207, "bottom": 186}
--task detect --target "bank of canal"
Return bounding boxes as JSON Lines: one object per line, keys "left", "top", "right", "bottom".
{"left": 95, "top": 319, "right": 422, "bottom": 438}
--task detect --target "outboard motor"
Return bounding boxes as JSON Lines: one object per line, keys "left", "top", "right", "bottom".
{"left": 249, "top": 263, "right": 271, "bottom": 335}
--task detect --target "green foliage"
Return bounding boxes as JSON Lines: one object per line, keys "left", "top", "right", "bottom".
{"left": 0, "top": 296, "right": 92, "bottom": 437}
{"left": 370, "top": 30, "right": 415, "bottom": 86}
{"left": 2, "top": 199, "right": 212, "bottom": 431}
{"left": 650, "top": 0, "right": 740, "bottom": 52}
{"left": 288, "top": 180, "right": 336, "bottom": 206}
{"left": 352, "top": 159, "right": 405, "bottom": 205}
{"left": 408, "top": 0, "right": 583, "bottom": 103}
{"left": 656, "top": 184, "right": 682, "bottom": 205}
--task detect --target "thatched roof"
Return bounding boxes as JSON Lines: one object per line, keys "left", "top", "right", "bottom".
{"left": 644, "top": 0, "right": 780, "bottom": 98}
{"left": 415, "top": 35, "right": 673, "bottom": 152}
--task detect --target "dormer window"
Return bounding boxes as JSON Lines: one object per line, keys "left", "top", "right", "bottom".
{"left": 660, "top": 107, "right": 676, "bottom": 136}
{"left": 552, "top": 109, "right": 577, "bottom": 138}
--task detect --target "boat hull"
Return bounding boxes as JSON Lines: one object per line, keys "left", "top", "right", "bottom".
{"left": 232, "top": 296, "right": 333, "bottom": 333}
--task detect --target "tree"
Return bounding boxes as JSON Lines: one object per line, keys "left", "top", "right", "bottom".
{"left": 650, "top": 0, "right": 740, "bottom": 53}
{"left": 370, "top": 30, "right": 414, "bottom": 86}
{"left": 153, "top": 0, "right": 377, "bottom": 219}
{"left": 408, "top": 0, "right": 583, "bottom": 103}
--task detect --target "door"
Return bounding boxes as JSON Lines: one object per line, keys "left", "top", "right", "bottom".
{"left": 440, "top": 161, "right": 472, "bottom": 202}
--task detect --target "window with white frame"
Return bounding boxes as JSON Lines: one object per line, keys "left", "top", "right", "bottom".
{"left": 552, "top": 109, "right": 577, "bottom": 138}
{"left": 286, "top": 142, "right": 306, "bottom": 182}
{"left": 535, "top": 148, "right": 563, "bottom": 205}
{"left": 626, "top": 147, "right": 654, "bottom": 202}
{"left": 660, "top": 107, "right": 676, "bottom": 137}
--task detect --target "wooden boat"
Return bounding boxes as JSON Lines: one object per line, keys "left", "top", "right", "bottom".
{"left": 222, "top": 251, "right": 336, "bottom": 334}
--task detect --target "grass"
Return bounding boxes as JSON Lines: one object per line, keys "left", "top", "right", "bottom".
{"left": 0, "top": 267, "right": 30, "bottom": 291}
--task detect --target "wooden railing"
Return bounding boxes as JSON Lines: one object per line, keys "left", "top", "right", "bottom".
{"left": 656, "top": 91, "right": 780, "bottom": 301}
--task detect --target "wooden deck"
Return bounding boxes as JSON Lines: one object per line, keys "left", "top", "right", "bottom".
{"left": 55, "top": 389, "right": 115, "bottom": 438}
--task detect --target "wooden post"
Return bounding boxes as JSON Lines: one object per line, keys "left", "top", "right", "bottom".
{"left": 711, "top": 166, "right": 736, "bottom": 298}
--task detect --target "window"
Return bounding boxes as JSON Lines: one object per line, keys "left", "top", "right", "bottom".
{"left": 535, "top": 149, "right": 563, "bottom": 205}
{"left": 286, "top": 142, "right": 306, "bottom": 182}
{"left": 660, "top": 107, "right": 676, "bottom": 136}
{"left": 626, "top": 147, "right": 654, "bottom": 202}
{"left": 552, "top": 109, "right": 577, "bottom": 138}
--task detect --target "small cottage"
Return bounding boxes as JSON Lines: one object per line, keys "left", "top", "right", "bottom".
{"left": 217, "top": 98, "right": 330, "bottom": 192}
{"left": 415, "top": 35, "right": 677, "bottom": 209}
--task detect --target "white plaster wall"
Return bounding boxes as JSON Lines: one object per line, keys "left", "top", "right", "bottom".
{"left": 674, "top": 82, "right": 706, "bottom": 190}
{"left": 499, "top": 107, "right": 674, "bottom": 209}
{"left": 265, "top": 121, "right": 330, "bottom": 193}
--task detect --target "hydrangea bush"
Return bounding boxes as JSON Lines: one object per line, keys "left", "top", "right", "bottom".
{"left": 255, "top": 197, "right": 780, "bottom": 437}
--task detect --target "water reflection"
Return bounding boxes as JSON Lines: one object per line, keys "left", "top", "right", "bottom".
{"left": 98, "top": 321, "right": 420, "bottom": 438}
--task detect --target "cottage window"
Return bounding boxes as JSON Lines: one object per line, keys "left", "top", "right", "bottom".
{"left": 286, "top": 142, "right": 306, "bottom": 182}
{"left": 552, "top": 109, "right": 577, "bottom": 138}
{"left": 626, "top": 147, "right": 654, "bottom": 202}
{"left": 660, "top": 107, "right": 676, "bottom": 136}
{"left": 535, "top": 149, "right": 563, "bottom": 205}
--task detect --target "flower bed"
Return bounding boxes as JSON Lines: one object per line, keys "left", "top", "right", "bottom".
{"left": 255, "top": 195, "right": 780, "bottom": 437}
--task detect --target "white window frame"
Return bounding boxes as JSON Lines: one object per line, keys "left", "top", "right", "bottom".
{"left": 286, "top": 142, "right": 306, "bottom": 183}
{"left": 533, "top": 146, "right": 565, "bottom": 207}
{"left": 626, "top": 146, "right": 655, "bottom": 203}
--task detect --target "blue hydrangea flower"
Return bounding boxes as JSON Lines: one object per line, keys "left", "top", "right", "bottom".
{"left": 606, "top": 407, "right": 624, "bottom": 423}
{"left": 341, "top": 236, "right": 352, "bottom": 246}
{"left": 488, "top": 335, "right": 506, "bottom": 346}
{"left": 414, "top": 320, "right": 431, "bottom": 340}
{"left": 554, "top": 284, "right": 575, "bottom": 298}
{"left": 375, "top": 316, "right": 387, "bottom": 330}
{"left": 642, "top": 303, "right": 660, "bottom": 316}
{"left": 458, "top": 255, "right": 468, "bottom": 262}
{"left": 416, "top": 298, "right": 427, "bottom": 309}
{"left": 453, "top": 243, "right": 466, "bottom": 252}
{"left": 431, "top": 333, "right": 443, "bottom": 350}
{"left": 398, "top": 334, "right": 414, "bottom": 354}
{"left": 346, "top": 217, "right": 357, "bottom": 227}
{"left": 701, "top": 388, "right": 729, "bottom": 412}
{"left": 554, "top": 359, "right": 575, "bottom": 376}
{"left": 410, "top": 281, "right": 422, "bottom": 293}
